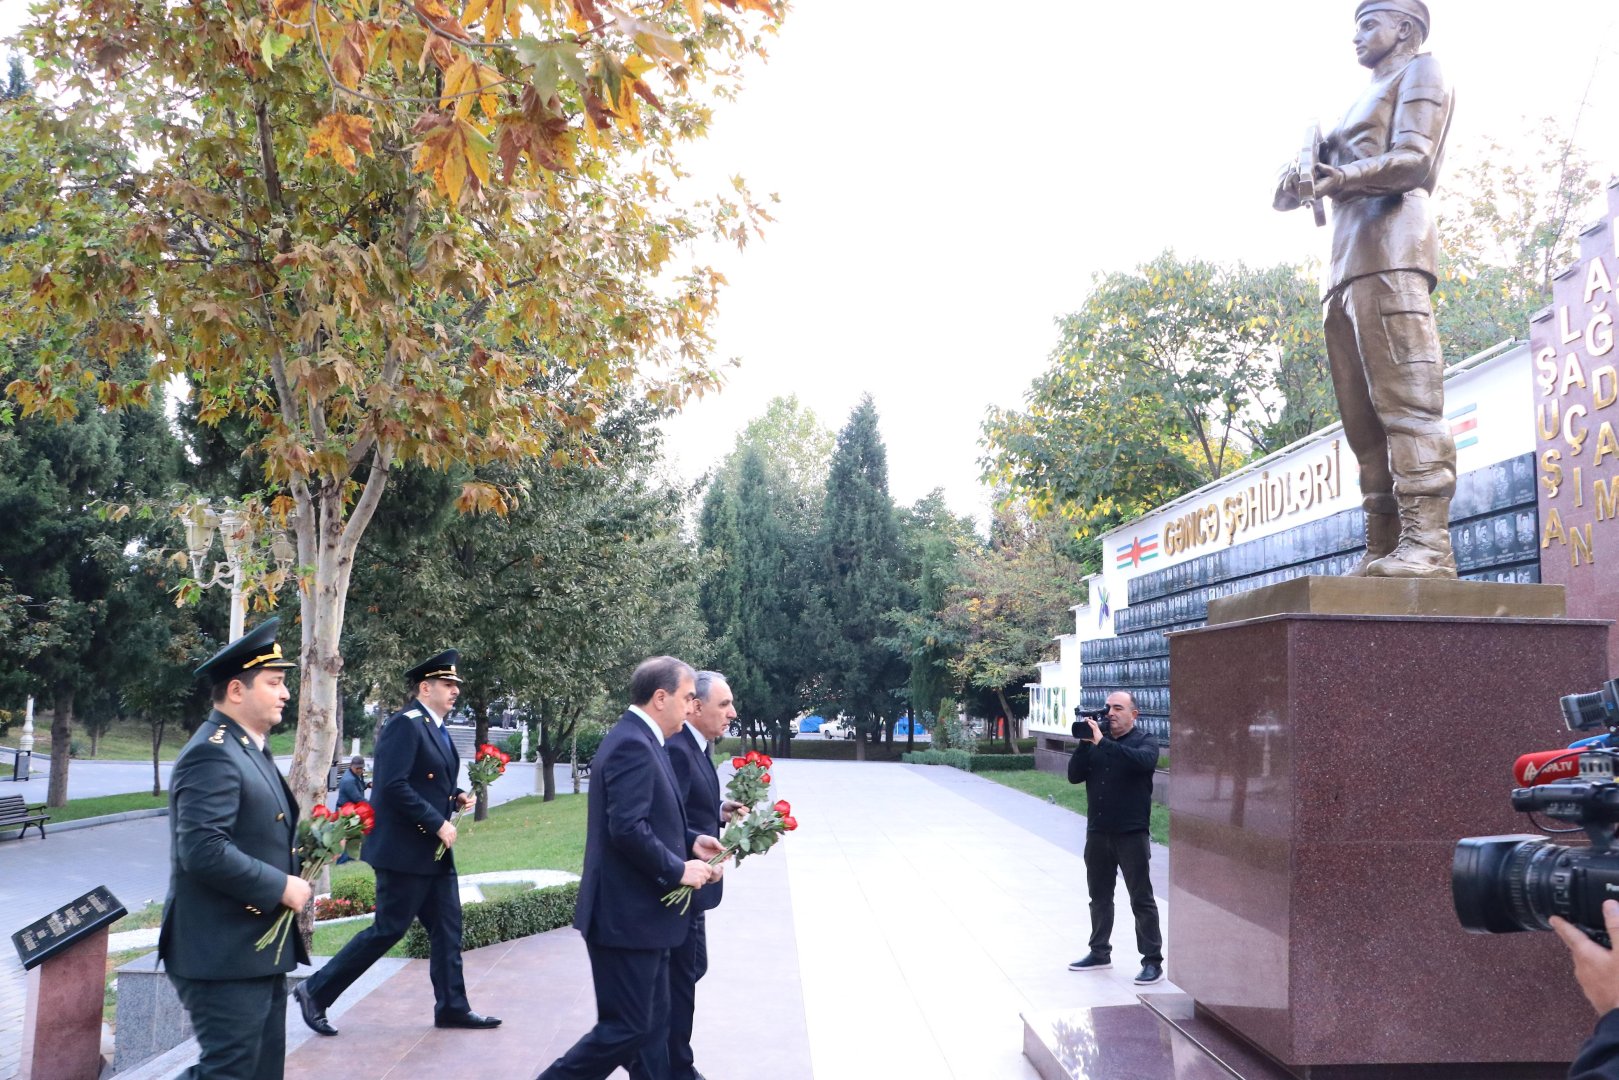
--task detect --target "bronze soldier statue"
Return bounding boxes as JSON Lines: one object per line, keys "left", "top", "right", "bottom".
{"left": 1275, "top": 0, "right": 1458, "bottom": 578}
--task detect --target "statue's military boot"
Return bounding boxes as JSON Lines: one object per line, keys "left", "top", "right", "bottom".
{"left": 1366, "top": 496, "right": 1458, "bottom": 579}
{"left": 1347, "top": 494, "right": 1399, "bottom": 576}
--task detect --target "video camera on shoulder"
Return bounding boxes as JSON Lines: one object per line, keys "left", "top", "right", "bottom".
{"left": 1453, "top": 677, "right": 1619, "bottom": 944}
{"left": 1073, "top": 705, "right": 1111, "bottom": 740}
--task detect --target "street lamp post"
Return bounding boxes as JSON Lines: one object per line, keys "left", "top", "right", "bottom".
{"left": 183, "top": 503, "right": 296, "bottom": 640}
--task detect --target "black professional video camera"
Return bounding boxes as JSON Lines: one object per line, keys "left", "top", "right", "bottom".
{"left": 1073, "top": 705, "right": 1110, "bottom": 740}
{"left": 1453, "top": 677, "right": 1619, "bottom": 944}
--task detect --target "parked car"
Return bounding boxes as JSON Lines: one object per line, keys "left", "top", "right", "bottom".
{"left": 819, "top": 719, "right": 855, "bottom": 740}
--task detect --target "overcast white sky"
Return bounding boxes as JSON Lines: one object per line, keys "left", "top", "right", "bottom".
{"left": 6, "top": 1, "right": 1619, "bottom": 522}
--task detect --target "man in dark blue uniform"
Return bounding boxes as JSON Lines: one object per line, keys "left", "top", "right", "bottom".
{"left": 665, "top": 670, "right": 743, "bottom": 1080}
{"left": 537, "top": 656, "right": 722, "bottom": 1080}
{"left": 162, "top": 618, "right": 310, "bottom": 1080}
{"left": 293, "top": 650, "right": 500, "bottom": 1035}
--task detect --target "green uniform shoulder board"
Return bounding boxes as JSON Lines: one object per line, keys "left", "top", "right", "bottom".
{"left": 208, "top": 725, "right": 226, "bottom": 745}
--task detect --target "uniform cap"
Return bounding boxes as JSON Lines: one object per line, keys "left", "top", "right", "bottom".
{"left": 406, "top": 649, "right": 464, "bottom": 686}
{"left": 1355, "top": 0, "right": 1429, "bottom": 37}
{"left": 194, "top": 618, "right": 297, "bottom": 687}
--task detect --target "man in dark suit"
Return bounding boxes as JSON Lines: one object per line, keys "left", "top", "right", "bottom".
{"left": 665, "top": 670, "right": 743, "bottom": 1080}
{"left": 161, "top": 618, "right": 311, "bottom": 1080}
{"left": 334, "top": 756, "right": 368, "bottom": 865}
{"left": 293, "top": 650, "right": 500, "bottom": 1035}
{"left": 538, "top": 656, "right": 722, "bottom": 1080}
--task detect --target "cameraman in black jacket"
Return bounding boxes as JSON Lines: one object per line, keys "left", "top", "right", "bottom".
{"left": 1067, "top": 691, "right": 1164, "bottom": 985}
{"left": 1554, "top": 900, "right": 1619, "bottom": 1078}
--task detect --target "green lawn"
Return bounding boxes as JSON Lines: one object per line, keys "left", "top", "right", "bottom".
{"left": 22, "top": 718, "right": 195, "bottom": 762}
{"left": 978, "top": 769, "right": 1170, "bottom": 846}
{"left": 32, "top": 790, "right": 169, "bottom": 825}
{"left": 321, "top": 793, "right": 587, "bottom": 954}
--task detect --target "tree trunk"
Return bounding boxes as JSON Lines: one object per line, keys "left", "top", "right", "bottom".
{"left": 905, "top": 711, "right": 915, "bottom": 754}
{"left": 288, "top": 466, "right": 389, "bottom": 944}
{"left": 471, "top": 689, "right": 490, "bottom": 822}
{"left": 47, "top": 686, "right": 72, "bottom": 808}
{"left": 883, "top": 718, "right": 893, "bottom": 751}
{"left": 90, "top": 725, "right": 99, "bottom": 757}
{"left": 569, "top": 720, "right": 579, "bottom": 796}
{"left": 151, "top": 719, "right": 165, "bottom": 797}
{"left": 854, "top": 726, "right": 867, "bottom": 763}
{"left": 540, "top": 745, "right": 558, "bottom": 802}
{"left": 996, "top": 688, "right": 1017, "bottom": 753}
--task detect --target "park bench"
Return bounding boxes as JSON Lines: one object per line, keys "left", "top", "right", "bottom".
{"left": 0, "top": 793, "right": 49, "bottom": 840}
{"left": 0, "top": 745, "right": 32, "bottom": 781}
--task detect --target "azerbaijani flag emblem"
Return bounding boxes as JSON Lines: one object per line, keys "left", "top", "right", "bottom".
{"left": 1448, "top": 403, "right": 1479, "bottom": 451}
{"left": 1115, "top": 535, "right": 1159, "bottom": 569}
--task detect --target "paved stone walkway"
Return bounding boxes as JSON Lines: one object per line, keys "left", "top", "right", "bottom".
{"left": 5, "top": 757, "right": 1169, "bottom": 1079}
{"left": 285, "top": 759, "right": 1168, "bottom": 1080}
{"left": 0, "top": 816, "right": 175, "bottom": 1080}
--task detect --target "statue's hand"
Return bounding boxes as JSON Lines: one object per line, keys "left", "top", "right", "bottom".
{"left": 1313, "top": 163, "right": 1344, "bottom": 200}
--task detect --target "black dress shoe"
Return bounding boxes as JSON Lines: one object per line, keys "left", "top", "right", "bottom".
{"left": 292, "top": 982, "right": 338, "bottom": 1036}
{"left": 435, "top": 1010, "right": 502, "bottom": 1029}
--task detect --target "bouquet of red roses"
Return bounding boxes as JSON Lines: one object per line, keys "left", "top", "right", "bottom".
{"left": 435, "top": 743, "right": 509, "bottom": 860}
{"left": 662, "top": 797, "right": 798, "bottom": 914}
{"left": 255, "top": 800, "right": 374, "bottom": 964}
{"left": 727, "top": 749, "right": 772, "bottom": 806}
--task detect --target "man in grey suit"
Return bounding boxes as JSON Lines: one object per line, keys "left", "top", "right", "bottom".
{"left": 161, "top": 618, "right": 312, "bottom": 1080}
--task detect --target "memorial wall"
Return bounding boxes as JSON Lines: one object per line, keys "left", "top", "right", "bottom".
{"left": 1028, "top": 340, "right": 1542, "bottom": 745}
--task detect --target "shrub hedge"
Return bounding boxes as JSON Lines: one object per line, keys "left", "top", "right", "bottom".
{"left": 331, "top": 874, "right": 376, "bottom": 910}
{"left": 901, "top": 750, "right": 1038, "bottom": 774}
{"left": 402, "top": 881, "right": 579, "bottom": 957}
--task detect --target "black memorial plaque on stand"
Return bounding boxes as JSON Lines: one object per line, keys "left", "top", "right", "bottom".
{"left": 11, "top": 886, "right": 126, "bottom": 971}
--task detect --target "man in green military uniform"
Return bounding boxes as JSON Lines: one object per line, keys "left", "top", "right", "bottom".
{"left": 1275, "top": 0, "right": 1458, "bottom": 578}
{"left": 160, "top": 617, "right": 311, "bottom": 1080}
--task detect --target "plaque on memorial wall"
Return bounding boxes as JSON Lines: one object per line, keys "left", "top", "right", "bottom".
{"left": 1534, "top": 181, "right": 1619, "bottom": 673}
{"left": 11, "top": 886, "right": 126, "bottom": 971}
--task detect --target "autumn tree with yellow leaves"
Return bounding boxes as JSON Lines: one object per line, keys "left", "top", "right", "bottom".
{"left": 1, "top": 0, "right": 783, "bottom": 827}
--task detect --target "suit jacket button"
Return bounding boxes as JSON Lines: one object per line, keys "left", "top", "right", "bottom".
{"left": 276, "top": 813, "right": 286, "bottom": 821}
{"left": 427, "top": 772, "right": 435, "bottom": 780}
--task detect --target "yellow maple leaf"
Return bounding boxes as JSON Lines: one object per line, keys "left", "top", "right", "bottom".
{"left": 306, "top": 112, "right": 375, "bottom": 173}
{"left": 414, "top": 114, "right": 493, "bottom": 202}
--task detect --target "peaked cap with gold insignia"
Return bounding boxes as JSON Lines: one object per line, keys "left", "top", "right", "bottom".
{"left": 406, "top": 649, "right": 465, "bottom": 686}
{"left": 194, "top": 617, "right": 298, "bottom": 688}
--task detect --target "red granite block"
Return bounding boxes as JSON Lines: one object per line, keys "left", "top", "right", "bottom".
{"left": 1168, "top": 614, "right": 1610, "bottom": 1073}
{"left": 19, "top": 931, "right": 109, "bottom": 1080}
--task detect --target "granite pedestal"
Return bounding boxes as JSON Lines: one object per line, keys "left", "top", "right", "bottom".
{"left": 19, "top": 930, "right": 108, "bottom": 1080}
{"left": 113, "top": 952, "right": 321, "bottom": 1073}
{"left": 1166, "top": 598, "right": 1609, "bottom": 1078}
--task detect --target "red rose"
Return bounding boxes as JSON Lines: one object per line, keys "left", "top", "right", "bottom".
{"left": 498, "top": 750, "right": 511, "bottom": 764}
{"left": 773, "top": 800, "right": 791, "bottom": 816}
{"left": 745, "top": 751, "right": 761, "bottom": 764}
{"left": 758, "top": 754, "right": 773, "bottom": 768}
{"left": 783, "top": 815, "right": 798, "bottom": 831}
{"left": 311, "top": 804, "right": 332, "bottom": 820}
{"left": 760, "top": 772, "right": 771, "bottom": 784}
{"left": 731, "top": 757, "right": 747, "bottom": 769}
{"left": 337, "top": 802, "right": 355, "bottom": 817}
